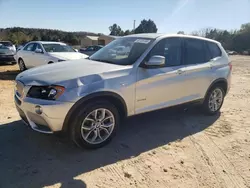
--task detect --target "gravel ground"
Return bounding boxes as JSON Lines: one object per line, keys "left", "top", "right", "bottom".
{"left": 0, "top": 56, "right": 250, "bottom": 188}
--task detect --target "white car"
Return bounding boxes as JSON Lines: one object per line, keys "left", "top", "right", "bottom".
{"left": 0, "top": 41, "right": 16, "bottom": 53}
{"left": 15, "top": 41, "right": 88, "bottom": 71}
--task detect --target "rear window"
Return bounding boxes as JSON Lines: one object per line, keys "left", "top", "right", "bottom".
{"left": 0, "top": 42, "right": 13, "bottom": 47}
{"left": 207, "top": 42, "right": 222, "bottom": 59}
{"left": 184, "top": 38, "right": 207, "bottom": 65}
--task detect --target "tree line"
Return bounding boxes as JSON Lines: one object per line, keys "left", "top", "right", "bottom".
{"left": 0, "top": 20, "right": 250, "bottom": 54}
{"left": 109, "top": 19, "right": 158, "bottom": 36}
{"left": 189, "top": 23, "right": 250, "bottom": 54}
{"left": 0, "top": 27, "right": 99, "bottom": 46}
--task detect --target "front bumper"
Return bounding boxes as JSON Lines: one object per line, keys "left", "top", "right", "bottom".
{"left": 0, "top": 55, "right": 15, "bottom": 62}
{"left": 14, "top": 92, "right": 74, "bottom": 134}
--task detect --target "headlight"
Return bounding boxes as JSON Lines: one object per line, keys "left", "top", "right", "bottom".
{"left": 27, "top": 85, "right": 65, "bottom": 100}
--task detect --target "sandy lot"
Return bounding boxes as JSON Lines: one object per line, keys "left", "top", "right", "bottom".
{"left": 0, "top": 56, "right": 250, "bottom": 188}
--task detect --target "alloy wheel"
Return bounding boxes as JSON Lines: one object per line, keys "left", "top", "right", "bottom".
{"left": 80, "top": 108, "right": 115, "bottom": 145}
{"left": 208, "top": 88, "right": 223, "bottom": 112}
{"left": 18, "top": 60, "right": 25, "bottom": 71}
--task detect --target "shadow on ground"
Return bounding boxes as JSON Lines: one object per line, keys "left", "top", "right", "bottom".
{"left": 0, "top": 69, "right": 20, "bottom": 80}
{"left": 0, "top": 105, "right": 220, "bottom": 188}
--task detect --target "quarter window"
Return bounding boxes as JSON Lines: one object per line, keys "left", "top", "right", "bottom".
{"left": 184, "top": 38, "right": 207, "bottom": 65}
{"left": 148, "top": 37, "right": 182, "bottom": 67}
{"left": 207, "top": 42, "right": 222, "bottom": 59}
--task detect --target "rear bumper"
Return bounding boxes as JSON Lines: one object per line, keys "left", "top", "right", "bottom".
{"left": 0, "top": 55, "right": 15, "bottom": 62}
{"left": 14, "top": 92, "right": 74, "bottom": 134}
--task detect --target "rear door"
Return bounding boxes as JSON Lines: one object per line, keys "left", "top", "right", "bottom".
{"left": 181, "top": 38, "right": 214, "bottom": 100}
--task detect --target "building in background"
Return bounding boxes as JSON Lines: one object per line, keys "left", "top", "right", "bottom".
{"left": 81, "top": 35, "right": 120, "bottom": 47}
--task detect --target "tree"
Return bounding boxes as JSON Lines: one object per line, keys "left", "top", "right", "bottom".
{"left": 124, "top": 30, "right": 132, "bottom": 36}
{"left": 32, "top": 35, "right": 39, "bottom": 41}
{"left": 177, "top": 31, "right": 185, "bottom": 34}
{"left": 109, "top": 24, "right": 124, "bottom": 36}
{"left": 134, "top": 19, "right": 157, "bottom": 34}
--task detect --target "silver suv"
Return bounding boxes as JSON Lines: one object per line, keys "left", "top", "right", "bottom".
{"left": 14, "top": 34, "right": 232, "bottom": 149}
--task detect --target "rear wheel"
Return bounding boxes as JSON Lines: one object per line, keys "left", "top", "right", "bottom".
{"left": 202, "top": 86, "right": 225, "bottom": 115}
{"left": 18, "top": 59, "right": 26, "bottom": 71}
{"left": 70, "top": 100, "right": 120, "bottom": 149}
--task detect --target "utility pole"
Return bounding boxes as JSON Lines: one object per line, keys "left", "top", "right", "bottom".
{"left": 133, "top": 20, "right": 136, "bottom": 30}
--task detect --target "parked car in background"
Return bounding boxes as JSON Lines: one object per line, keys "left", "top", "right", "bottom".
{"left": 0, "top": 44, "right": 16, "bottom": 64}
{"left": 0, "top": 41, "right": 16, "bottom": 53}
{"left": 15, "top": 41, "right": 88, "bottom": 71}
{"left": 14, "top": 34, "right": 231, "bottom": 149}
{"left": 228, "top": 51, "right": 238, "bottom": 55}
{"left": 79, "top": 45, "right": 103, "bottom": 56}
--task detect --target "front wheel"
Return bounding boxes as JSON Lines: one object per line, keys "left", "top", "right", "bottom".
{"left": 70, "top": 101, "right": 120, "bottom": 149}
{"left": 18, "top": 59, "right": 26, "bottom": 72}
{"left": 202, "top": 86, "right": 225, "bottom": 115}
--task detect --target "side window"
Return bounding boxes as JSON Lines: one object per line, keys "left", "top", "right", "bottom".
{"left": 33, "top": 43, "right": 43, "bottom": 52}
{"left": 184, "top": 38, "right": 208, "bottom": 65}
{"left": 36, "top": 44, "right": 43, "bottom": 51}
{"left": 207, "top": 42, "right": 222, "bottom": 59}
{"left": 148, "top": 37, "right": 182, "bottom": 67}
{"left": 23, "top": 43, "right": 35, "bottom": 51}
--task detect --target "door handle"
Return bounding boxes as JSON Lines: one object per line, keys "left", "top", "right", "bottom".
{"left": 176, "top": 70, "right": 184, "bottom": 75}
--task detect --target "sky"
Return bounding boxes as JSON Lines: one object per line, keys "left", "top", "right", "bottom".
{"left": 0, "top": 0, "right": 249, "bottom": 34}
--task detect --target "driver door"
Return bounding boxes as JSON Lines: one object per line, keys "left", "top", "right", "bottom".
{"left": 29, "top": 43, "right": 48, "bottom": 67}
{"left": 135, "top": 37, "right": 187, "bottom": 114}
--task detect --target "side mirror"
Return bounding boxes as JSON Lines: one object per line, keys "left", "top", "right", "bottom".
{"left": 144, "top": 55, "right": 165, "bottom": 67}
{"left": 35, "top": 49, "right": 43, "bottom": 53}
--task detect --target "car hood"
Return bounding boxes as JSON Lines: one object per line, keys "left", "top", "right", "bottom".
{"left": 48, "top": 52, "right": 88, "bottom": 60}
{"left": 16, "top": 59, "right": 132, "bottom": 87}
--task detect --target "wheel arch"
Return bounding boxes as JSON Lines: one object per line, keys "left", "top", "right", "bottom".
{"left": 205, "top": 78, "right": 228, "bottom": 98}
{"left": 62, "top": 91, "right": 128, "bottom": 133}
{"left": 18, "top": 57, "right": 23, "bottom": 62}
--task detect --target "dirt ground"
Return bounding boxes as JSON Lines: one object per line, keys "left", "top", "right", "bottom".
{"left": 0, "top": 56, "right": 250, "bottom": 188}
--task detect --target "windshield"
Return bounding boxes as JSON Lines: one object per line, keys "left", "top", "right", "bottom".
{"left": 42, "top": 43, "right": 75, "bottom": 52}
{"left": 89, "top": 37, "right": 154, "bottom": 65}
{"left": 0, "top": 45, "right": 9, "bottom": 50}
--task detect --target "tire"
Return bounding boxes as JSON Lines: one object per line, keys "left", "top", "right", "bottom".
{"left": 18, "top": 58, "right": 27, "bottom": 71}
{"left": 48, "top": 61, "right": 54, "bottom": 64}
{"left": 202, "top": 85, "right": 225, "bottom": 115}
{"left": 70, "top": 100, "right": 120, "bottom": 149}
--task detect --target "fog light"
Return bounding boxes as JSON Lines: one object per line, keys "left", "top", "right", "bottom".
{"left": 35, "top": 105, "right": 43, "bottom": 115}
